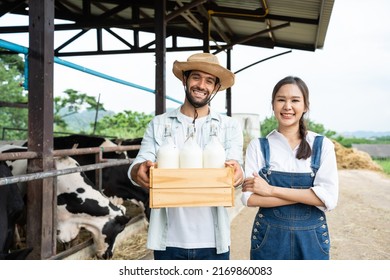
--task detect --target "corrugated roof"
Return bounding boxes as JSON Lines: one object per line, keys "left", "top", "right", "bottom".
{"left": 0, "top": 0, "right": 335, "bottom": 55}
{"left": 352, "top": 144, "right": 390, "bottom": 159}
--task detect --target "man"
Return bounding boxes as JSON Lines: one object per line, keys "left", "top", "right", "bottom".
{"left": 128, "top": 52, "right": 244, "bottom": 260}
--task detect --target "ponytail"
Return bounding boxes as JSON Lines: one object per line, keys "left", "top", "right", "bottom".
{"left": 296, "top": 116, "right": 311, "bottom": 159}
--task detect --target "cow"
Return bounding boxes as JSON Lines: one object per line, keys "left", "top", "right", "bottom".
{"left": 52, "top": 134, "right": 150, "bottom": 220}
{"left": 1, "top": 145, "right": 130, "bottom": 259}
{"left": 102, "top": 163, "right": 150, "bottom": 220}
{"left": 13, "top": 134, "right": 150, "bottom": 220}
{"left": 0, "top": 161, "right": 32, "bottom": 260}
{"left": 55, "top": 156, "right": 130, "bottom": 259}
{"left": 5, "top": 133, "right": 150, "bottom": 219}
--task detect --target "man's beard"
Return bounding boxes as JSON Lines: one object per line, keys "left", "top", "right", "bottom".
{"left": 185, "top": 87, "right": 211, "bottom": 108}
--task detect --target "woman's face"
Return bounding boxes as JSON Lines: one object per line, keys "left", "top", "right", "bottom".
{"left": 273, "top": 83, "right": 307, "bottom": 129}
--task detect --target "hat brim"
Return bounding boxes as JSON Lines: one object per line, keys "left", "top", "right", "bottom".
{"left": 173, "top": 60, "right": 235, "bottom": 91}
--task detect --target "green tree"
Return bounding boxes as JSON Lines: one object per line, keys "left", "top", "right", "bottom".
{"left": 307, "top": 120, "right": 337, "bottom": 138}
{"left": 1, "top": 52, "right": 152, "bottom": 140}
{"left": 0, "top": 52, "right": 28, "bottom": 140}
{"left": 54, "top": 89, "right": 106, "bottom": 132}
{"left": 334, "top": 135, "right": 390, "bottom": 147}
{"left": 260, "top": 116, "right": 278, "bottom": 137}
{"left": 93, "top": 110, "right": 153, "bottom": 139}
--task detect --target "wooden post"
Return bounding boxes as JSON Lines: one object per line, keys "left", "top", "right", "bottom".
{"left": 226, "top": 49, "right": 232, "bottom": 116}
{"left": 26, "top": 0, "right": 56, "bottom": 259}
{"left": 155, "top": 0, "right": 166, "bottom": 115}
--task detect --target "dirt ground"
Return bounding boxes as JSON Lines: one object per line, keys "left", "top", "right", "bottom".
{"left": 230, "top": 169, "right": 390, "bottom": 260}
{"left": 113, "top": 169, "right": 390, "bottom": 260}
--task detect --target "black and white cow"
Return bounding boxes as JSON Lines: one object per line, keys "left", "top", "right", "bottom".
{"left": 102, "top": 163, "right": 150, "bottom": 220}
{"left": 0, "top": 161, "right": 32, "bottom": 260}
{"left": 55, "top": 156, "right": 130, "bottom": 259}
{"left": 53, "top": 134, "right": 150, "bottom": 220}
{"left": 15, "top": 134, "right": 150, "bottom": 220}
{"left": 1, "top": 145, "right": 130, "bottom": 259}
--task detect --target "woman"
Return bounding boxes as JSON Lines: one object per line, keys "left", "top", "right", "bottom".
{"left": 241, "top": 76, "right": 339, "bottom": 260}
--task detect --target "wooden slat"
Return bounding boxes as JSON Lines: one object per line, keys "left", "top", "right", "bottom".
{"left": 149, "top": 167, "right": 234, "bottom": 208}
{"left": 150, "top": 167, "right": 233, "bottom": 189}
{"left": 151, "top": 188, "right": 233, "bottom": 208}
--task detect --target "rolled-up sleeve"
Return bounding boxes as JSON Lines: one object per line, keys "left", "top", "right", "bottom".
{"left": 241, "top": 190, "right": 253, "bottom": 206}
{"left": 311, "top": 138, "right": 339, "bottom": 211}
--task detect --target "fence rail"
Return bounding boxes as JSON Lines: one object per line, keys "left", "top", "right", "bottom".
{"left": 0, "top": 158, "right": 132, "bottom": 186}
{"left": 0, "top": 144, "right": 140, "bottom": 186}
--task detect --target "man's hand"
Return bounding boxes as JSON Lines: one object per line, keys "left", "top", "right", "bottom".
{"left": 130, "top": 160, "right": 156, "bottom": 188}
{"left": 225, "top": 159, "right": 244, "bottom": 187}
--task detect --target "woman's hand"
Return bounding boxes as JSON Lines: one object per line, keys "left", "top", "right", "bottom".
{"left": 242, "top": 172, "right": 274, "bottom": 197}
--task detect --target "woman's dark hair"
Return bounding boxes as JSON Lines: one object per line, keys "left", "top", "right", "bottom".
{"left": 272, "top": 76, "right": 311, "bottom": 160}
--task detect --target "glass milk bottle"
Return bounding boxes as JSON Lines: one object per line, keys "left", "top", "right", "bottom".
{"left": 156, "top": 123, "right": 179, "bottom": 168}
{"left": 203, "top": 124, "right": 226, "bottom": 168}
{"left": 179, "top": 124, "right": 203, "bottom": 168}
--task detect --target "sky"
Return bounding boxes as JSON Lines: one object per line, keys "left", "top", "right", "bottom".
{"left": 0, "top": 0, "right": 389, "bottom": 134}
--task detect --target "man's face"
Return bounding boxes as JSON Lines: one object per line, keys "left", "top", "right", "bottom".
{"left": 184, "top": 70, "right": 219, "bottom": 108}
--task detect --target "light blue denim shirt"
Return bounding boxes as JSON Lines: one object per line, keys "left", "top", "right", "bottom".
{"left": 128, "top": 106, "right": 243, "bottom": 254}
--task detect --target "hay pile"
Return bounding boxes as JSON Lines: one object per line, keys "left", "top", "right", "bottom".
{"left": 110, "top": 202, "right": 151, "bottom": 259}
{"left": 333, "top": 140, "right": 383, "bottom": 171}
{"left": 112, "top": 227, "right": 151, "bottom": 260}
{"left": 86, "top": 226, "right": 150, "bottom": 260}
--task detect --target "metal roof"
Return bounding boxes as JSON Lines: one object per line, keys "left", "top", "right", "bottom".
{"left": 352, "top": 144, "right": 390, "bottom": 159}
{"left": 0, "top": 0, "right": 335, "bottom": 56}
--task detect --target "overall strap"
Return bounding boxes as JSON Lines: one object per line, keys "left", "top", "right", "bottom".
{"left": 310, "top": 135, "right": 324, "bottom": 174}
{"left": 258, "top": 138, "right": 271, "bottom": 171}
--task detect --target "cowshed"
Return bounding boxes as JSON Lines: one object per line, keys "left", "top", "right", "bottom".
{"left": 1, "top": 144, "right": 130, "bottom": 259}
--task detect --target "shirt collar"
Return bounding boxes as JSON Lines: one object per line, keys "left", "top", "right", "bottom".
{"left": 167, "top": 106, "right": 221, "bottom": 123}
{"left": 266, "top": 129, "right": 279, "bottom": 138}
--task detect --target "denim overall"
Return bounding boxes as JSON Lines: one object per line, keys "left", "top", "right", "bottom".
{"left": 250, "top": 136, "right": 330, "bottom": 260}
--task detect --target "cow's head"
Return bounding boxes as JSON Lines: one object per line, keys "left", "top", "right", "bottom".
{"left": 98, "top": 215, "right": 130, "bottom": 259}
{"left": 100, "top": 138, "right": 128, "bottom": 159}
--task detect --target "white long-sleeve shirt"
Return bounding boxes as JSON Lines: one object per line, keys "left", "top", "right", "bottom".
{"left": 128, "top": 107, "right": 244, "bottom": 253}
{"left": 242, "top": 130, "right": 339, "bottom": 212}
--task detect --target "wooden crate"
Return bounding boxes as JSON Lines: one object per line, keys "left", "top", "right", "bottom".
{"left": 149, "top": 166, "right": 234, "bottom": 208}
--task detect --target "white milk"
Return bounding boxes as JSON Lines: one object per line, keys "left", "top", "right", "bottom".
{"left": 179, "top": 124, "right": 203, "bottom": 168}
{"left": 156, "top": 123, "right": 179, "bottom": 168}
{"left": 203, "top": 124, "right": 225, "bottom": 168}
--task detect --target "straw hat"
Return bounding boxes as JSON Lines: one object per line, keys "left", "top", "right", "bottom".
{"left": 172, "top": 53, "right": 235, "bottom": 91}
